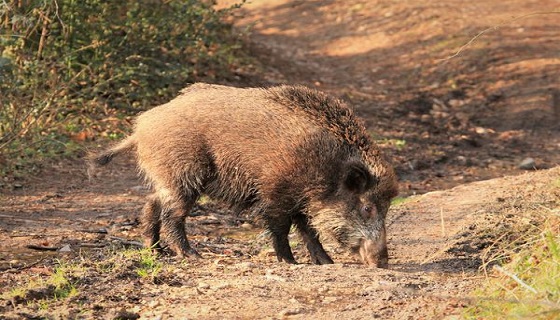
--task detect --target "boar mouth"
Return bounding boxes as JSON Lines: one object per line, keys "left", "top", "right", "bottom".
{"left": 354, "top": 223, "right": 388, "bottom": 268}
{"left": 358, "top": 238, "right": 388, "bottom": 268}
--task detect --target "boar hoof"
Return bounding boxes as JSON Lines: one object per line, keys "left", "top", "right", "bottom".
{"left": 177, "top": 247, "right": 202, "bottom": 259}
{"left": 310, "top": 253, "right": 334, "bottom": 265}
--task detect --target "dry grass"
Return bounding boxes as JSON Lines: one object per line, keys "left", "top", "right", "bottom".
{"left": 464, "top": 178, "right": 560, "bottom": 319}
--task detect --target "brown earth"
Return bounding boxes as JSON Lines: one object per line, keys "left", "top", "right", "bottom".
{"left": 1, "top": 0, "right": 559, "bottom": 319}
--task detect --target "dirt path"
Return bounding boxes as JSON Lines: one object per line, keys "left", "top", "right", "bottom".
{"left": 226, "top": 0, "right": 560, "bottom": 194}
{"left": 2, "top": 158, "right": 558, "bottom": 319}
{"left": 1, "top": 0, "right": 559, "bottom": 319}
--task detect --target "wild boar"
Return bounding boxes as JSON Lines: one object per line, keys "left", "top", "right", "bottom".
{"left": 91, "top": 83, "right": 398, "bottom": 267}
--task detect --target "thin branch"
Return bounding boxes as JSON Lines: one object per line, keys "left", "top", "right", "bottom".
{"left": 440, "top": 11, "right": 560, "bottom": 61}
{"left": 27, "top": 244, "right": 59, "bottom": 251}
{"left": 494, "top": 265, "right": 538, "bottom": 294}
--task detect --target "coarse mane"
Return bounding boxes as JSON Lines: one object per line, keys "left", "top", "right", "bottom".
{"left": 268, "top": 85, "right": 377, "bottom": 157}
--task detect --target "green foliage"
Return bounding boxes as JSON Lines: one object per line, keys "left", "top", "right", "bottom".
{"left": 374, "top": 136, "right": 407, "bottom": 151}
{"left": 49, "top": 264, "right": 80, "bottom": 299}
{"left": 465, "top": 220, "right": 560, "bottom": 319}
{"left": 391, "top": 196, "right": 408, "bottom": 206}
{"left": 1, "top": 261, "right": 80, "bottom": 304}
{"left": 0, "top": 0, "right": 246, "bottom": 170}
{"left": 128, "top": 248, "right": 163, "bottom": 279}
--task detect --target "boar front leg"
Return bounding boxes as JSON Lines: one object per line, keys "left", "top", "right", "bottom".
{"left": 292, "top": 214, "right": 334, "bottom": 264}
{"left": 266, "top": 215, "right": 297, "bottom": 264}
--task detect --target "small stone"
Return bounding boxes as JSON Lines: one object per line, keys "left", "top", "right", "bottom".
{"left": 147, "top": 300, "right": 160, "bottom": 308}
{"left": 265, "top": 270, "right": 287, "bottom": 282}
{"left": 420, "top": 114, "right": 432, "bottom": 123}
{"left": 214, "top": 283, "right": 231, "bottom": 290}
{"left": 289, "top": 264, "right": 305, "bottom": 270}
{"left": 59, "top": 244, "right": 72, "bottom": 252}
{"left": 518, "top": 157, "right": 537, "bottom": 170}
{"left": 448, "top": 99, "right": 465, "bottom": 108}
{"left": 322, "top": 296, "right": 338, "bottom": 303}
{"left": 198, "top": 282, "right": 211, "bottom": 289}
{"left": 110, "top": 309, "right": 139, "bottom": 320}
{"left": 475, "top": 127, "right": 494, "bottom": 135}
{"left": 432, "top": 98, "right": 447, "bottom": 111}
{"left": 279, "top": 308, "right": 304, "bottom": 317}
{"left": 239, "top": 262, "right": 257, "bottom": 269}
{"left": 317, "top": 286, "right": 329, "bottom": 293}
{"left": 431, "top": 111, "right": 449, "bottom": 119}
{"left": 456, "top": 156, "right": 470, "bottom": 166}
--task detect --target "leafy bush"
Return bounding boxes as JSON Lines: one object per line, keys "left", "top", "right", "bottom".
{"left": 0, "top": 0, "right": 245, "bottom": 171}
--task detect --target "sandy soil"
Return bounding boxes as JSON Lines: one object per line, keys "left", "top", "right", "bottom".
{"left": 1, "top": 0, "right": 559, "bottom": 319}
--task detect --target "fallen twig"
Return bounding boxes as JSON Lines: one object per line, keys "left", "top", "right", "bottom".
{"left": 440, "top": 11, "right": 560, "bottom": 61}
{"left": 26, "top": 244, "right": 59, "bottom": 251}
{"left": 79, "top": 243, "right": 107, "bottom": 248}
{"left": 78, "top": 228, "right": 108, "bottom": 234}
{"left": 494, "top": 265, "right": 537, "bottom": 294}
{"left": 108, "top": 236, "right": 143, "bottom": 248}
{"left": 1, "top": 258, "right": 47, "bottom": 273}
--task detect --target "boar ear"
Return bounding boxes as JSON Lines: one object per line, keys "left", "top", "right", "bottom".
{"left": 343, "top": 161, "right": 376, "bottom": 194}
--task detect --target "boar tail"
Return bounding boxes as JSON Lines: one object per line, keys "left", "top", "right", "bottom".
{"left": 95, "top": 135, "right": 137, "bottom": 165}
{"left": 88, "top": 135, "right": 137, "bottom": 178}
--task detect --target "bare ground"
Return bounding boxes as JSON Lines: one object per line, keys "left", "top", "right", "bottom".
{"left": 1, "top": 0, "right": 559, "bottom": 319}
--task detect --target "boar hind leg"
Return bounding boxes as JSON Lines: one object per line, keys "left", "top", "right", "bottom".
{"left": 160, "top": 193, "right": 201, "bottom": 259}
{"left": 267, "top": 216, "right": 297, "bottom": 264}
{"left": 292, "top": 214, "right": 334, "bottom": 265}
{"left": 140, "top": 194, "right": 162, "bottom": 252}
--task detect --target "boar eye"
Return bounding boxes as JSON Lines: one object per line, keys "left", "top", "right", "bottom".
{"left": 360, "top": 205, "right": 375, "bottom": 219}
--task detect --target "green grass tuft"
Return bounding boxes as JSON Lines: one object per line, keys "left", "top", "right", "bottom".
{"left": 1, "top": 261, "right": 80, "bottom": 309}
{"left": 465, "top": 219, "right": 560, "bottom": 319}
{"left": 121, "top": 247, "right": 163, "bottom": 279}
{"left": 391, "top": 196, "right": 409, "bottom": 206}
{"left": 49, "top": 265, "right": 79, "bottom": 300}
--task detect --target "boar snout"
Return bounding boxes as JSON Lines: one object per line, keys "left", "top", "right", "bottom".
{"left": 358, "top": 227, "right": 388, "bottom": 268}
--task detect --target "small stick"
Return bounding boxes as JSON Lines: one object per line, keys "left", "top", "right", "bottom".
{"left": 78, "top": 228, "right": 108, "bottom": 234}
{"left": 494, "top": 265, "right": 537, "bottom": 294}
{"left": 108, "top": 236, "right": 143, "bottom": 248}
{"left": 440, "top": 208, "right": 446, "bottom": 237}
{"left": 1, "top": 258, "right": 47, "bottom": 273}
{"left": 26, "top": 244, "right": 59, "bottom": 251}
{"left": 79, "top": 243, "right": 107, "bottom": 248}
{"left": 440, "top": 11, "right": 560, "bottom": 62}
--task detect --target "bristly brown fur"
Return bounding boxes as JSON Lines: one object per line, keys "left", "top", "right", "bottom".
{"left": 268, "top": 85, "right": 378, "bottom": 159}
{"left": 268, "top": 85, "right": 397, "bottom": 201}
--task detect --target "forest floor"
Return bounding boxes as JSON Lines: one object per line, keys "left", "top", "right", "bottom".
{"left": 1, "top": 0, "right": 559, "bottom": 319}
